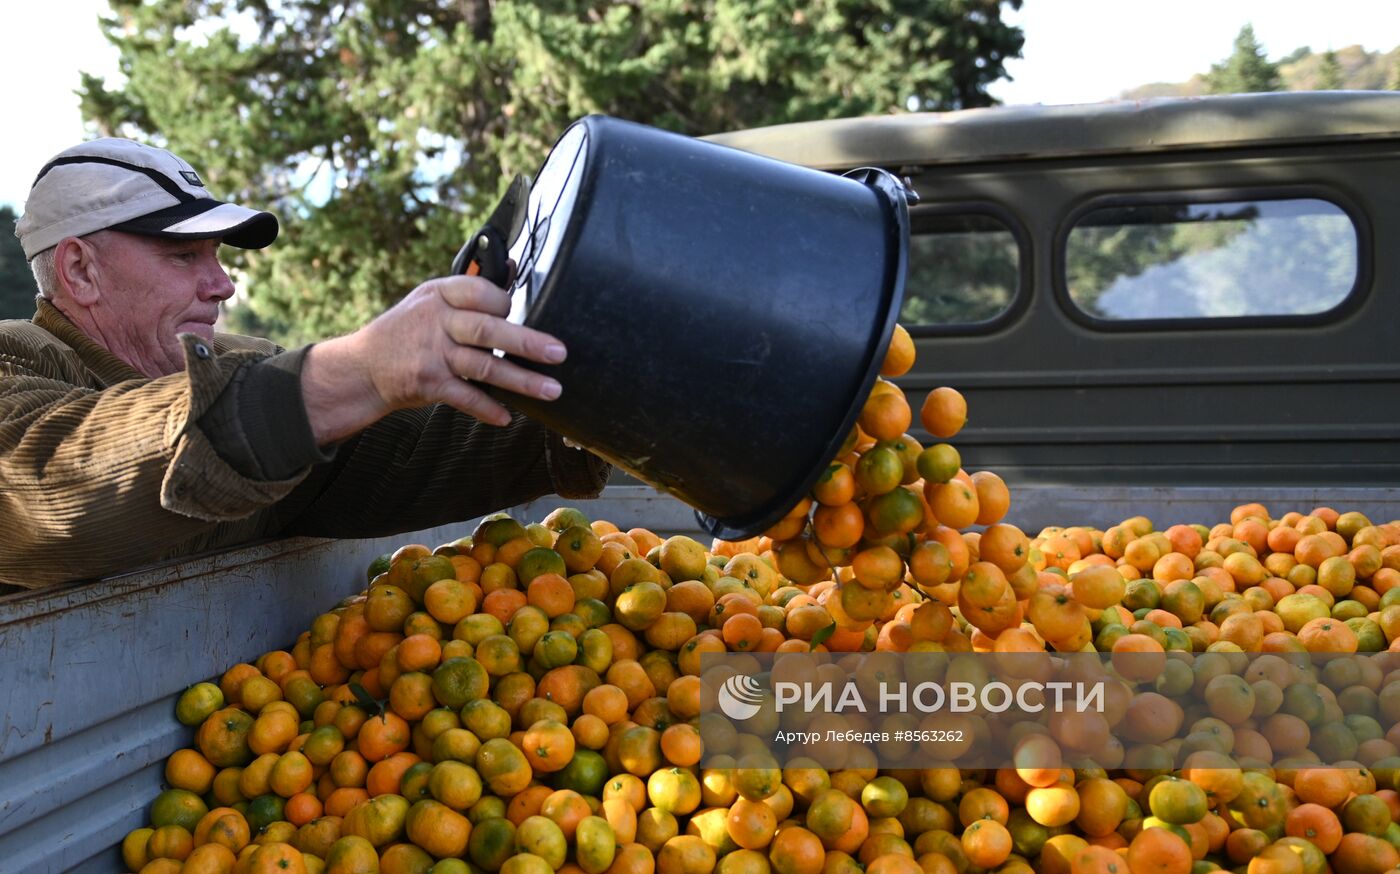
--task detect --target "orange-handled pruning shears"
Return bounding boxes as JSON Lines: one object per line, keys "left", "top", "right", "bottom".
{"left": 451, "top": 173, "right": 532, "bottom": 287}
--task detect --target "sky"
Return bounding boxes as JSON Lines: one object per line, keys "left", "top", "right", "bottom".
{"left": 3, "top": 0, "right": 1400, "bottom": 212}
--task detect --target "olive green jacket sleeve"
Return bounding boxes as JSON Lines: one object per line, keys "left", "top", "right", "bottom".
{"left": 268, "top": 399, "right": 612, "bottom": 541}
{"left": 0, "top": 302, "right": 609, "bottom": 588}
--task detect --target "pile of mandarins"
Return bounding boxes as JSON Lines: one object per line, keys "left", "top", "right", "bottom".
{"left": 122, "top": 324, "right": 1400, "bottom": 874}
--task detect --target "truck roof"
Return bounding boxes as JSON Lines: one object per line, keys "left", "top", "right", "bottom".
{"left": 703, "top": 91, "right": 1400, "bottom": 169}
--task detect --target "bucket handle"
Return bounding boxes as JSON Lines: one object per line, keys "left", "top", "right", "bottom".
{"left": 451, "top": 174, "right": 534, "bottom": 286}
{"left": 842, "top": 167, "right": 921, "bottom": 207}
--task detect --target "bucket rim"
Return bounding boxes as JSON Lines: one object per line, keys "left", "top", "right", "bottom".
{"left": 695, "top": 166, "right": 913, "bottom": 543}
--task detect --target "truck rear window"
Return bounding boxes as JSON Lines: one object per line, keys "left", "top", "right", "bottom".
{"left": 902, "top": 212, "right": 1020, "bottom": 329}
{"left": 1064, "top": 196, "right": 1359, "bottom": 324}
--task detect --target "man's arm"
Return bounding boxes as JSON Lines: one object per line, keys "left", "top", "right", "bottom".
{"left": 0, "top": 274, "right": 591, "bottom": 587}
{"left": 269, "top": 404, "right": 610, "bottom": 541}
{"left": 263, "top": 274, "right": 607, "bottom": 539}
{"left": 301, "top": 276, "right": 566, "bottom": 445}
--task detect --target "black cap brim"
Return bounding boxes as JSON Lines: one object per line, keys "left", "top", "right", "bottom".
{"left": 110, "top": 199, "right": 279, "bottom": 249}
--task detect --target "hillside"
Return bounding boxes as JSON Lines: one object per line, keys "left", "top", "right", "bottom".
{"left": 1121, "top": 44, "right": 1400, "bottom": 99}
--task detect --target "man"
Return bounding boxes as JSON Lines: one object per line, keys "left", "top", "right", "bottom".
{"left": 0, "top": 138, "right": 609, "bottom": 588}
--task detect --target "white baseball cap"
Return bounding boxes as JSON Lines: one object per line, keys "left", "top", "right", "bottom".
{"left": 15, "top": 137, "right": 278, "bottom": 260}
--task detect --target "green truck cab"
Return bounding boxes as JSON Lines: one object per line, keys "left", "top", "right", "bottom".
{"left": 707, "top": 91, "right": 1400, "bottom": 527}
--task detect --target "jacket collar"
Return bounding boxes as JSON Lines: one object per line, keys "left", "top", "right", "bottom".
{"left": 33, "top": 298, "right": 145, "bottom": 386}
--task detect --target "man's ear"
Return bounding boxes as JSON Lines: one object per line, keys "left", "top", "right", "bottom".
{"left": 53, "top": 236, "right": 104, "bottom": 306}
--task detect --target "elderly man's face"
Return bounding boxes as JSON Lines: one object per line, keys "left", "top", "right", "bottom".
{"left": 88, "top": 233, "right": 236, "bottom": 377}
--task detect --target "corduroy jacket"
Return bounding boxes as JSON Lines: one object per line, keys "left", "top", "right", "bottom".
{"left": 0, "top": 300, "right": 609, "bottom": 588}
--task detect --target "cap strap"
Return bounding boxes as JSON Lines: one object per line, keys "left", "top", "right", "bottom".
{"left": 31, "top": 155, "right": 197, "bottom": 203}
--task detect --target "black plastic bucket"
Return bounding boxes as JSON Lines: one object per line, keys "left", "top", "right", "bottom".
{"left": 498, "top": 115, "right": 911, "bottom": 540}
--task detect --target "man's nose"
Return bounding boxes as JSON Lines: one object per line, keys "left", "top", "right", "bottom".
{"left": 200, "top": 257, "right": 237, "bottom": 302}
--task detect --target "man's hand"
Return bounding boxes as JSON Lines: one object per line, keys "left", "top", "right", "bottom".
{"left": 301, "top": 275, "right": 566, "bottom": 445}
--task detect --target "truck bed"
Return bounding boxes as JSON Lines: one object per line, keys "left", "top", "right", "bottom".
{"left": 3, "top": 484, "right": 1398, "bottom": 870}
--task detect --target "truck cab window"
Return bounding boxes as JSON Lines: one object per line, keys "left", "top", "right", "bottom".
{"left": 1065, "top": 196, "right": 1359, "bottom": 323}
{"left": 902, "top": 212, "right": 1020, "bottom": 329}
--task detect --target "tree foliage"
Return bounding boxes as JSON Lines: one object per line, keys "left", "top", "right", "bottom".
{"left": 1205, "top": 24, "right": 1281, "bottom": 95}
{"left": 1122, "top": 44, "right": 1400, "bottom": 101}
{"left": 1317, "top": 50, "right": 1344, "bottom": 90}
{"left": 0, "top": 207, "right": 39, "bottom": 321}
{"left": 80, "top": 0, "right": 1024, "bottom": 346}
